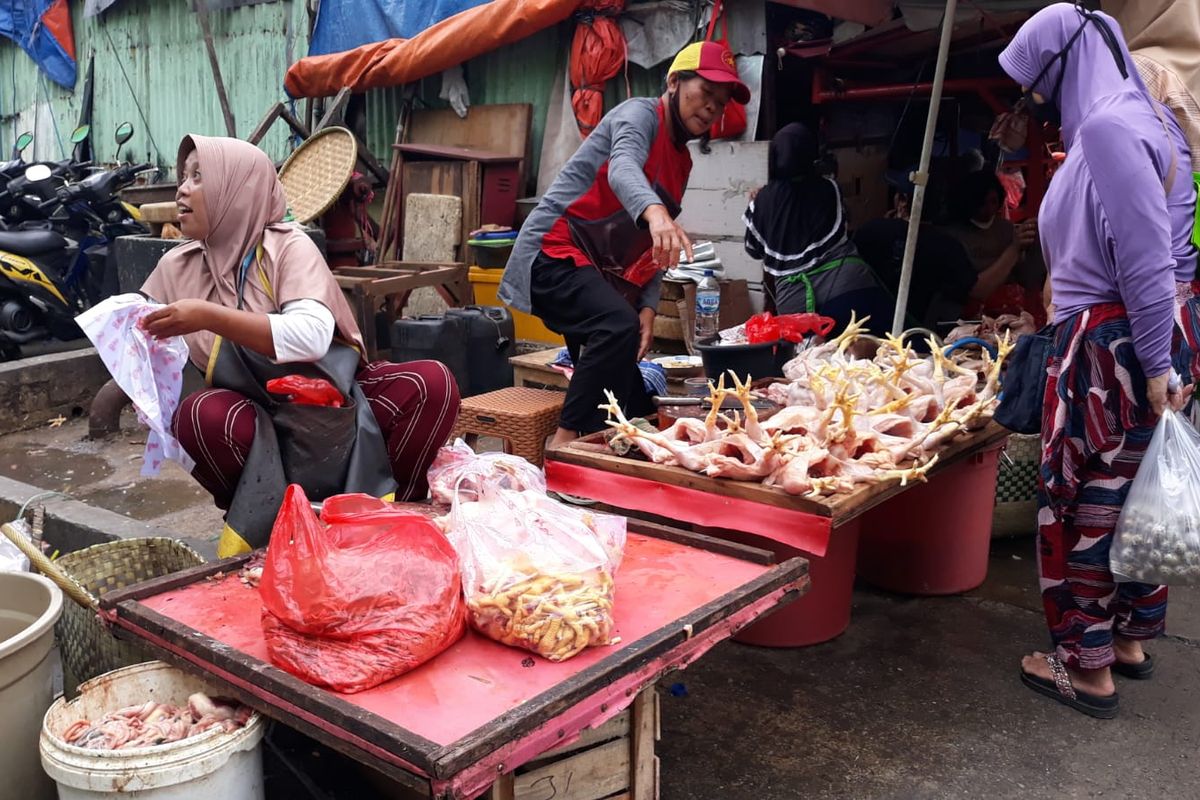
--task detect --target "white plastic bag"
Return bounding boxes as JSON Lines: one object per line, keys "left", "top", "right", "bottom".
{"left": 1111, "top": 409, "right": 1200, "bottom": 584}
{"left": 426, "top": 439, "right": 546, "bottom": 505}
{"left": 76, "top": 294, "right": 194, "bottom": 476}
{"left": 445, "top": 487, "right": 626, "bottom": 661}
{"left": 0, "top": 518, "right": 31, "bottom": 573}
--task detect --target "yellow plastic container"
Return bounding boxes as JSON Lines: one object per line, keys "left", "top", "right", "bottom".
{"left": 469, "top": 266, "right": 564, "bottom": 345}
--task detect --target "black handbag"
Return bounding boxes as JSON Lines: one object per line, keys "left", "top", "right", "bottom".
{"left": 994, "top": 326, "right": 1055, "bottom": 435}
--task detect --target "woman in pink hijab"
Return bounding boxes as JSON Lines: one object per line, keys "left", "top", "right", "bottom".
{"left": 141, "top": 135, "right": 459, "bottom": 556}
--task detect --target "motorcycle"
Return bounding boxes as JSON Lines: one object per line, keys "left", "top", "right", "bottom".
{"left": 0, "top": 122, "right": 154, "bottom": 359}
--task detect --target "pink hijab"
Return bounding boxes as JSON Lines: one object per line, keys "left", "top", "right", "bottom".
{"left": 142, "top": 135, "right": 364, "bottom": 369}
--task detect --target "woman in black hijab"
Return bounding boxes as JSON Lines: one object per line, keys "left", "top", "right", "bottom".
{"left": 743, "top": 123, "right": 893, "bottom": 334}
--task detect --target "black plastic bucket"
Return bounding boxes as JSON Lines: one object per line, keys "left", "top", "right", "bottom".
{"left": 694, "top": 337, "right": 796, "bottom": 382}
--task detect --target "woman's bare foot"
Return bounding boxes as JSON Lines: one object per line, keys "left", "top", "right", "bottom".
{"left": 1113, "top": 636, "right": 1146, "bottom": 666}
{"left": 1021, "top": 651, "right": 1116, "bottom": 697}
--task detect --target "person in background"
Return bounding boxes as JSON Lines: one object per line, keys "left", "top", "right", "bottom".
{"left": 944, "top": 170, "right": 1038, "bottom": 279}
{"left": 1001, "top": 4, "right": 1197, "bottom": 718}
{"left": 500, "top": 41, "right": 750, "bottom": 446}
{"left": 743, "top": 123, "right": 893, "bottom": 335}
{"left": 853, "top": 214, "right": 1012, "bottom": 331}
{"left": 942, "top": 170, "right": 1045, "bottom": 321}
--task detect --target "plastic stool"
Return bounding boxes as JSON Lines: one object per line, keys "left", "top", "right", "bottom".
{"left": 452, "top": 387, "right": 564, "bottom": 466}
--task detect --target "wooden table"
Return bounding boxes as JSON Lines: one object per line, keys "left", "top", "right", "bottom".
{"left": 509, "top": 348, "right": 568, "bottom": 390}
{"left": 100, "top": 519, "right": 808, "bottom": 800}
{"left": 510, "top": 348, "right": 693, "bottom": 392}
{"left": 334, "top": 262, "right": 469, "bottom": 360}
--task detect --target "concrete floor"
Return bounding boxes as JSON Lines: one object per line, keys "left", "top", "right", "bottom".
{"left": 5, "top": 416, "right": 1199, "bottom": 799}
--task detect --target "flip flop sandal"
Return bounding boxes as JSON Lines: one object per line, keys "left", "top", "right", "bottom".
{"left": 1020, "top": 653, "right": 1120, "bottom": 719}
{"left": 1112, "top": 652, "right": 1155, "bottom": 680}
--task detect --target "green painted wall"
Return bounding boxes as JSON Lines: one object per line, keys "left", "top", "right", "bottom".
{"left": 0, "top": 0, "right": 308, "bottom": 171}
{"left": 0, "top": 1, "right": 669, "bottom": 188}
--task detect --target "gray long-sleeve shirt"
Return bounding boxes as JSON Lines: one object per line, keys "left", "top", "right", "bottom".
{"left": 500, "top": 98, "right": 684, "bottom": 314}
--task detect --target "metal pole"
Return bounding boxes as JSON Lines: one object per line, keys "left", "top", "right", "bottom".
{"left": 891, "top": 0, "right": 959, "bottom": 336}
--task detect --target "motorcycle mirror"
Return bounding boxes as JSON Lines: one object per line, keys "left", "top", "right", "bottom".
{"left": 24, "top": 164, "right": 52, "bottom": 183}
{"left": 14, "top": 132, "right": 32, "bottom": 153}
{"left": 69, "top": 125, "right": 91, "bottom": 145}
{"left": 114, "top": 122, "right": 135, "bottom": 147}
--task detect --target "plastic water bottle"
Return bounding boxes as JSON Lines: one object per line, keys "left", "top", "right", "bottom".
{"left": 694, "top": 270, "right": 720, "bottom": 341}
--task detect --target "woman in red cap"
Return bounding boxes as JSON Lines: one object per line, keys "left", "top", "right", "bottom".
{"left": 500, "top": 41, "right": 751, "bottom": 445}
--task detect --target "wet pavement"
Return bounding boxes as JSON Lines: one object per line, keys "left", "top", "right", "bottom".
{"left": 5, "top": 416, "right": 1198, "bottom": 798}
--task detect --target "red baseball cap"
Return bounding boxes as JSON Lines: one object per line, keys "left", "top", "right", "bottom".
{"left": 668, "top": 41, "right": 751, "bottom": 105}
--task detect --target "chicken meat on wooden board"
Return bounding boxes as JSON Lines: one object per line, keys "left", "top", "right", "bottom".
{"left": 601, "top": 313, "right": 1012, "bottom": 497}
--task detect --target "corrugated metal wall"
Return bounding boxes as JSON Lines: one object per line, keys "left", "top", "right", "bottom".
{"left": 0, "top": 0, "right": 307, "bottom": 170}
{"left": 364, "top": 22, "right": 669, "bottom": 190}
{"left": 0, "top": 1, "right": 670, "bottom": 187}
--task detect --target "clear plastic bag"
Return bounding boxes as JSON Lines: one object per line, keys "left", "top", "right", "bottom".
{"left": 445, "top": 487, "right": 626, "bottom": 661}
{"left": 260, "top": 485, "right": 467, "bottom": 693}
{"left": 426, "top": 439, "right": 546, "bottom": 504}
{"left": 0, "top": 518, "right": 31, "bottom": 573}
{"left": 1111, "top": 409, "right": 1200, "bottom": 585}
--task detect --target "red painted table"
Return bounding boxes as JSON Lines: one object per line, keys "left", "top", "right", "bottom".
{"left": 101, "top": 520, "right": 808, "bottom": 800}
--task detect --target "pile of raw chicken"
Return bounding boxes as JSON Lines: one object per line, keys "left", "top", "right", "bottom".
{"left": 603, "top": 314, "right": 1013, "bottom": 497}
{"left": 62, "top": 693, "right": 252, "bottom": 750}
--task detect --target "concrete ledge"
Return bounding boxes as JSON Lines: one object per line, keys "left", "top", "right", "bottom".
{"left": 0, "top": 474, "right": 206, "bottom": 558}
{"left": 0, "top": 348, "right": 111, "bottom": 435}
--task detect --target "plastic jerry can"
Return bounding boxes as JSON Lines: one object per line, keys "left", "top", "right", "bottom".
{"left": 390, "top": 315, "right": 470, "bottom": 391}
{"left": 445, "top": 305, "right": 516, "bottom": 395}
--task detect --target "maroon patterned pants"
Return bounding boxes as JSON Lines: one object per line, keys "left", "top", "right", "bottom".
{"left": 172, "top": 360, "right": 459, "bottom": 508}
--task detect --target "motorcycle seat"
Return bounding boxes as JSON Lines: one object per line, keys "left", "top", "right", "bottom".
{"left": 0, "top": 229, "right": 68, "bottom": 257}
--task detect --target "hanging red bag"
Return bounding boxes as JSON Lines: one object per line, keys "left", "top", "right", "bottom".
{"left": 706, "top": 0, "right": 748, "bottom": 142}
{"left": 744, "top": 312, "right": 781, "bottom": 344}
{"left": 259, "top": 485, "right": 467, "bottom": 693}
{"left": 774, "top": 313, "right": 835, "bottom": 343}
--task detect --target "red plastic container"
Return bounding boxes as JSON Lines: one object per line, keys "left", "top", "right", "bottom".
{"left": 699, "top": 520, "right": 861, "bottom": 647}
{"left": 856, "top": 445, "right": 1003, "bottom": 595}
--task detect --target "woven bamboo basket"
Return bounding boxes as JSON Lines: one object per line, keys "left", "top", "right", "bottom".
{"left": 992, "top": 433, "right": 1040, "bottom": 538}
{"left": 277, "top": 126, "right": 358, "bottom": 224}
{"left": 53, "top": 538, "right": 204, "bottom": 694}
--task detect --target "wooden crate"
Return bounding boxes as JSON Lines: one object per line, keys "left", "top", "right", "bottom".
{"left": 361, "top": 688, "right": 660, "bottom": 800}
{"left": 487, "top": 687, "right": 660, "bottom": 800}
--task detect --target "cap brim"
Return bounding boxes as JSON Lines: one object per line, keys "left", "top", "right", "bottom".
{"left": 696, "top": 68, "right": 751, "bottom": 105}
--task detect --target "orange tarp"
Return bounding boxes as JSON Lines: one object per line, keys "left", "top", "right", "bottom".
{"left": 285, "top": 0, "right": 582, "bottom": 98}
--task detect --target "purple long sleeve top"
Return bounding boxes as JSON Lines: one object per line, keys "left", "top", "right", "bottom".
{"left": 1000, "top": 6, "right": 1197, "bottom": 378}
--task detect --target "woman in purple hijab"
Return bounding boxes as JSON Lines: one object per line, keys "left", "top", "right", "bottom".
{"left": 1000, "top": 3, "right": 1198, "bottom": 718}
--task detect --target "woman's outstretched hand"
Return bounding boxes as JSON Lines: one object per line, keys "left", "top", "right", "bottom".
{"left": 644, "top": 204, "right": 692, "bottom": 269}
{"left": 140, "top": 299, "right": 217, "bottom": 338}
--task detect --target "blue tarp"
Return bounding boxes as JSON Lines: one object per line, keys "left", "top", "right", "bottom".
{"left": 0, "top": 0, "right": 75, "bottom": 88}
{"left": 309, "top": 0, "right": 492, "bottom": 57}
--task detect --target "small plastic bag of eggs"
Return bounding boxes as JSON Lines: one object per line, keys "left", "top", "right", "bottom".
{"left": 1111, "top": 410, "right": 1200, "bottom": 585}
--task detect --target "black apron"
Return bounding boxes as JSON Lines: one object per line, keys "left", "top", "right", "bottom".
{"left": 213, "top": 250, "right": 396, "bottom": 556}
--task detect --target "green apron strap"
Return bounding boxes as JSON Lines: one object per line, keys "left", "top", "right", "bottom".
{"left": 1192, "top": 172, "right": 1200, "bottom": 250}
{"left": 780, "top": 257, "right": 851, "bottom": 313}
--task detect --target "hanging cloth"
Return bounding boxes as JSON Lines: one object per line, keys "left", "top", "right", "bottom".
{"left": 704, "top": 0, "right": 747, "bottom": 141}
{"left": 570, "top": 0, "right": 628, "bottom": 137}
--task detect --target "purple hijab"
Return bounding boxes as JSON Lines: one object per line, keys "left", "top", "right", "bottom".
{"left": 1000, "top": 4, "right": 1196, "bottom": 378}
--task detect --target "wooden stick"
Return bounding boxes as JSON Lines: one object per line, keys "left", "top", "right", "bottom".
{"left": 193, "top": 0, "right": 237, "bottom": 138}
{"left": 247, "top": 103, "right": 283, "bottom": 146}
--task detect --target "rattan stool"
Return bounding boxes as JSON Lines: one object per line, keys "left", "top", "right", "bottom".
{"left": 452, "top": 387, "right": 564, "bottom": 466}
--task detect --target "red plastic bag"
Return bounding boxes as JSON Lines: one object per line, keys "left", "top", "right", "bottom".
{"left": 744, "top": 312, "right": 781, "bottom": 344}
{"left": 745, "top": 312, "right": 835, "bottom": 344}
{"left": 775, "top": 313, "right": 835, "bottom": 343}
{"left": 265, "top": 375, "right": 344, "bottom": 407}
{"left": 259, "top": 485, "right": 467, "bottom": 693}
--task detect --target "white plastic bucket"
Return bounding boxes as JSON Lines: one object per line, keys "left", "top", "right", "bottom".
{"left": 0, "top": 572, "right": 64, "bottom": 800}
{"left": 41, "top": 661, "right": 266, "bottom": 800}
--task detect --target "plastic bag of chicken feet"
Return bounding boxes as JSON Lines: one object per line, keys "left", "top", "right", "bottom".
{"left": 1111, "top": 409, "right": 1200, "bottom": 585}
